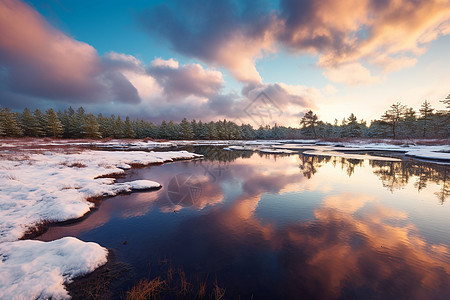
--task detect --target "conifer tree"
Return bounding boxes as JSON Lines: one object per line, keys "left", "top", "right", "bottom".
{"left": 180, "top": 118, "right": 193, "bottom": 139}
{"left": 191, "top": 120, "right": 199, "bottom": 139}
{"left": 0, "top": 119, "right": 4, "bottom": 136}
{"left": 207, "top": 121, "right": 218, "bottom": 139}
{"left": 381, "top": 102, "right": 406, "bottom": 139}
{"left": 83, "top": 113, "right": 102, "bottom": 139}
{"left": 123, "top": 116, "right": 135, "bottom": 138}
{"left": 33, "top": 109, "right": 47, "bottom": 137}
{"left": 114, "top": 116, "right": 125, "bottom": 138}
{"left": 74, "top": 107, "right": 87, "bottom": 138}
{"left": 0, "top": 108, "right": 23, "bottom": 137}
{"left": 401, "top": 107, "right": 417, "bottom": 138}
{"left": 20, "top": 108, "right": 41, "bottom": 136}
{"left": 441, "top": 94, "right": 450, "bottom": 110}
{"left": 346, "top": 113, "right": 361, "bottom": 137}
{"left": 166, "top": 121, "right": 178, "bottom": 139}
{"left": 300, "top": 110, "right": 319, "bottom": 138}
{"left": 158, "top": 120, "right": 168, "bottom": 139}
{"left": 419, "top": 100, "right": 434, "bottom": 138}
{"left": 45, "top": 108, "right": 63, "bottom": 138}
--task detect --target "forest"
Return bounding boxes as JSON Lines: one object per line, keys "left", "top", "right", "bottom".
{"left": 0, "top": 95, "right": 448, "bottom": 140}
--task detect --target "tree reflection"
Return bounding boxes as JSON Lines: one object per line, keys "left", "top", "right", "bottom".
{"left": 298, "top": 153, "right": 449, "bottom": 203}
{"left": 193, "top": 146, "right": 253, "bottom": 162}
{"left": 299, "top": 155, "right": 330, "bottom": 179}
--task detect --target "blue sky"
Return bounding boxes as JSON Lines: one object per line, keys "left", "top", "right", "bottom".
{"left": 1, "top": 0, "right": 449, "bottom": 126}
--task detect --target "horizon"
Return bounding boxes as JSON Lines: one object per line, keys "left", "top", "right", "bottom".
{"left": 1, "top": 0, "right": 449, "bottom": 127}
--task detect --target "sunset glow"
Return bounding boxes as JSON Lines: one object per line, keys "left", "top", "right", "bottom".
{"left": 1, "top": 0, "right": 449, "bottom": 125}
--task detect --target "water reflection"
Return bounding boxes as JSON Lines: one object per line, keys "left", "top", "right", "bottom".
{"left": 298, "top": 154, "right": 449, "bottom": 204}
{"left": 36, "top": 148, "right": 450, "bottom": 299}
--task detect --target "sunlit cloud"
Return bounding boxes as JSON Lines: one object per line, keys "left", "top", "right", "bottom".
{"left": 141, "top": 0, "right": 450, "bottom": 87}
{"left": 0, "top": 0, "right": 140, "bottom": 105}
{"left": 323, "top": 62, "right": 384, "bottom": 86}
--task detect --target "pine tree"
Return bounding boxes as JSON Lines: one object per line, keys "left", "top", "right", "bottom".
{"left": 132, "top": 119, "right": 144, "bottom": 139}
{"left": 401, "top": 107, "right": 417, "bottom": 138}
{"left": 33, "top": 109, "right": 47, "bottom": 137}
{"left": 62, "top": 107, "right": 78, "bottom": 138}
{"left": 300, "top": 110, "right": 319, "bottom": 138}
{"left": 196, "top": 121, "right": 209, "bottom": 139}
{"left": 123, "top": 116, "right": 135, "bottom": 138}
{"left": 0, "top": 119, "right": 4, "bottom": 136}
{"left": 45, "top": 108, "right": 64, "bottom": 138}
{"left": 381, "top": 102, "right": 406, "bottom": 139}
{"left": 83, "top": 113, "right": 102, "bottom": 139}
{"left": 419, "top": 100, "right": 434, "bottom": 138}
{"left": 20, "top": 108, "right": 41, "bottom": 137}
{"left": 0, "top": 108, "right": 23, "bottom": 137}
{"left": 207, "top": 121, "right": 218, "bottom": 139}
{"left": 166, "top": 121, "right": 178, "bottom": 140}
{"left": 180, "top": 118, "right": 193, "bottom": 139}
{"left": 441, "top": 94, "right": 450, "bottom": 110}
{"left": 345, "top": 113, "right": 361, "bottom": 137}
{"left": 114, "top": 116, "right": 125, "bottom": 138}
{"left": 156, "top": 120, "right": 166, "bottom": 139}
{"left": 74, "top": 107, "right": 87, "bottom": 138}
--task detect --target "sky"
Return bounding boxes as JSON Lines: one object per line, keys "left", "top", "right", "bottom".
{"left": 0, "top": 0, "right": 449, "bottom": 127}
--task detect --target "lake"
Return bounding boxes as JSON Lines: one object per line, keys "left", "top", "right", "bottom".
{"left": 37, "top": 146, "right": 450, "bottom": 299}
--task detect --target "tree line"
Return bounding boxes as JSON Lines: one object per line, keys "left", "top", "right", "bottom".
{"left": 300, "top": 96, "right": 449, "bottom": 139}
{"left": 0, "top": 95, "right": 448, "bottom": 140}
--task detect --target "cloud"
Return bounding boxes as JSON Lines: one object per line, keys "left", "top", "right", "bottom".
{"left": 147, "top": 58, "right": 224, "bottom": 100}
{"left": 323, "top": 62, "right": 384, "bottom": 85}
{"left": 140, "top": 0, "right": 278, "bottom": 85}
{"left": 280, "top": 0, "right": 450, "bottom": 69}
{"left": 140, "top": 0, "right": 450, "bottom": 85}
{"left": 0, "top": 0, "right": 140, "bottom": 104}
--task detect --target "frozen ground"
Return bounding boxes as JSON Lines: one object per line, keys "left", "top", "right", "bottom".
{"left": 0, "top": 142, "right": 201, "bottom": 299}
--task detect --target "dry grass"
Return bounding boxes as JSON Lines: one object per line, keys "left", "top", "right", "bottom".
{"left": 126, "top": 260, "right": 227, "bottom": 300}
{"left": 213, "top": 280, "right": 226, "bottom": 300}
{"left": 126, "top": 278, "right": 166, "bottom": 300}
{"left": 67, "top": 252, "right": 132, "bottom": 300}
{"left": 60, "top": 161, "right": 88, "bottom": 168}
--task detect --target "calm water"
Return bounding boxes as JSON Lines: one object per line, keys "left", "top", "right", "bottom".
{"left": 38, "top": 147, "right": 450, "bottom": 299}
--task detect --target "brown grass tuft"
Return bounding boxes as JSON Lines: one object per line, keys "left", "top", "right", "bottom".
{"left": 126, "top": 277, "right": 166, "bottom": 300}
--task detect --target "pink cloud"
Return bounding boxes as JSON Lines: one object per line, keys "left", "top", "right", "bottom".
{"left": 142, "top": 0, "right": 450, "bottom": 85}
{"left": 0, "top": 0, "right": 139, "bottom": 103}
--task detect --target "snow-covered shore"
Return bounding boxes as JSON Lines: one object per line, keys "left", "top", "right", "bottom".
{"left": 222, "top": 140, "right": 450, "bottom": 163}
{"left": 4, "top": 138, "right": 447, "bottom": 163}
{"left": 0, "top": 145, "right": 201, "bottom": 299}
{"left": 0, "top": 138, "right": 448, "bottom": 298}
{"left": 0, "top": 237, "right": 108, "bottom": 299}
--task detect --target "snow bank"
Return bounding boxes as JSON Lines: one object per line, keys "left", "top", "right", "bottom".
{"left": 221, "top": 140, "right": 449, "bottom": 162}
{"left": 90, "top": 140, "right": 176, "bottom": 150}
{"left": 302, "top": 150, "right": 402, "bottom": 161}
{"left": 0, "top": 150, "right": 201, "bottom": 243}
{"left": 0, "top": 147, "right": 201, "bottom": 299}
{"left": 258, "top": 148, "right": 297, "bottom": 154}
{"left": 128, "top": 180, "right": 161, "bottom": 190}
{"left": 297, "top": 143, "right": 449, "bottom": 162}
{"left": 0, "top": 237, "right": 108, "bottom": 300}
{"left": 224, "top": 145, "right": 257, "bottom": 151}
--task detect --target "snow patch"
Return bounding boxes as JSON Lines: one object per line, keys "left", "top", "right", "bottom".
{"left": 0, "top": 150, "right": 201, "bottom": 243}
{"left": 128, "top": 180, "right": 161, "bottom": 190}
{"left": 0, "top": 237, "right": 108, "bottom": 300}
{"left": 302, "top": 150, "right": 402, "bottom": 161}
{"left": 258, "top": 148, "right": 297, "bottom": 154}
